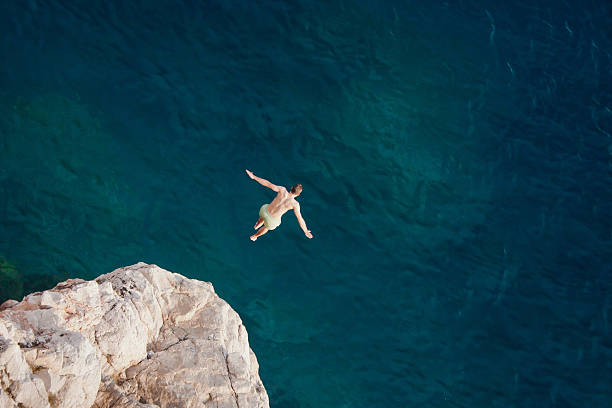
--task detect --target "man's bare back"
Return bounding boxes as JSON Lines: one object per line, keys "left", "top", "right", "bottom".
{"left": 266, "top": 188, "right": 298, "bottom": 219}
{"left": 246, "top": 169, "right": 313, "bottom": 241}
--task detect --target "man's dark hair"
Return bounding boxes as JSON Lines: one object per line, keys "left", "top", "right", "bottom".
{"left": 290, "top": 184, "right": 303, "bottom": 194}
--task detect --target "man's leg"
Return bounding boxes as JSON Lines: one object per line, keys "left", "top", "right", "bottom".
{"left": 254, "top": 217, "right": 264, "bottom": 230}
{"left": 250, "top": 227, "right": 269, "bottom": 241}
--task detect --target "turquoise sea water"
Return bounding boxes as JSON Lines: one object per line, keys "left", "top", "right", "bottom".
{"left": 1, "top": 1, "right": 611, "bottom": 407}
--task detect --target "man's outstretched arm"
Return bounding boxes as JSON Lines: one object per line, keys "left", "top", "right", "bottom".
{"left": 246, "top": 169, "right": 282, "bottom": 192}
{"left": 293, "top": 203, "right": 313, "bottom": 239}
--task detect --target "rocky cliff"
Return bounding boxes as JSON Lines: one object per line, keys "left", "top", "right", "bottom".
{"left": 0, "top": 263, "right": 269, "bottom": 408}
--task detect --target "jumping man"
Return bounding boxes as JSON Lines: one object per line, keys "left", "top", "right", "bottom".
{"left": 246, "top": 169, "right": 313, "bottom": 241}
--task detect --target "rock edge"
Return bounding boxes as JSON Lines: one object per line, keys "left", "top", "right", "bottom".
{"left": 0, "top": 262, "right": 269, "bottom": 408}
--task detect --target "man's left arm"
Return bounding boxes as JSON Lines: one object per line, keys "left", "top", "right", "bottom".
{"left": 246, "top": 169, "right": 282, "bottom": 191}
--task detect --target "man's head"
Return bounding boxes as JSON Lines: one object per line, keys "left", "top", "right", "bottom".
{"left": 290, "top": 184, "right": 303, "bottom": 196}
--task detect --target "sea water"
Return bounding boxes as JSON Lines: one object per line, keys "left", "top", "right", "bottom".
{"left": 0, "top": 1, "right": 610, "bottom": 407}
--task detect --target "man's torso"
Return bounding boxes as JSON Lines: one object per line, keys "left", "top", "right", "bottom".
{"left": 267, "top": 188, "right": 296, "bottom": 218}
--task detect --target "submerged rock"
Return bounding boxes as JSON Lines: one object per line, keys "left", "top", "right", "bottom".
{"left": 0, "top": 256, "right": 23, "bottom": 303}
{"left": 0, "top": 263, "right": 269, "bottom": 408}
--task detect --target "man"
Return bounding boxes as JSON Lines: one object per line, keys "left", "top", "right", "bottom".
{"left": 246, "top": 169, "right": 313, "bottom": 241}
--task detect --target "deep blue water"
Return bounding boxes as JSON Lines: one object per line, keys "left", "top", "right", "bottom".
{"left": 1, "top": 0, "right": 611, "bottom": 407}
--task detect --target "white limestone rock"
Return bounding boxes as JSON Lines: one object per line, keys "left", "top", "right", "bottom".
{"left": 0, "top": 262, "right": 269, "bottom": 408}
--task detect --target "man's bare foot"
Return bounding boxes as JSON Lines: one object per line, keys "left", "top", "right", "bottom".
{"left": 250, "top": 235, "right": 257, "bottom": 241}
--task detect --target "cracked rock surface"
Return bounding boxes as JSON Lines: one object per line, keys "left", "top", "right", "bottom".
{"left": 0, "top": 263, "right": 269, "bottom": 408}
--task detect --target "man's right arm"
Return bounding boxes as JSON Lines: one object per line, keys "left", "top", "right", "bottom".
{"left": 293, "top": 203, "right": 313, "bottom": 238}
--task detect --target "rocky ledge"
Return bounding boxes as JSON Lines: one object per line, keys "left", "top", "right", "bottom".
{"left": 0, "top": 263, "right": 269, "bottom": 408}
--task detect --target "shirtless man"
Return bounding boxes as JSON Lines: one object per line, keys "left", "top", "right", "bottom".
{"left": 246, "top": 169, "right": 313, "bottom": 241}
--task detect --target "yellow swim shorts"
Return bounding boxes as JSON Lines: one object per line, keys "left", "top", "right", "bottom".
{"left": 259, "top": 204, "right": 282, "bottom": 230}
